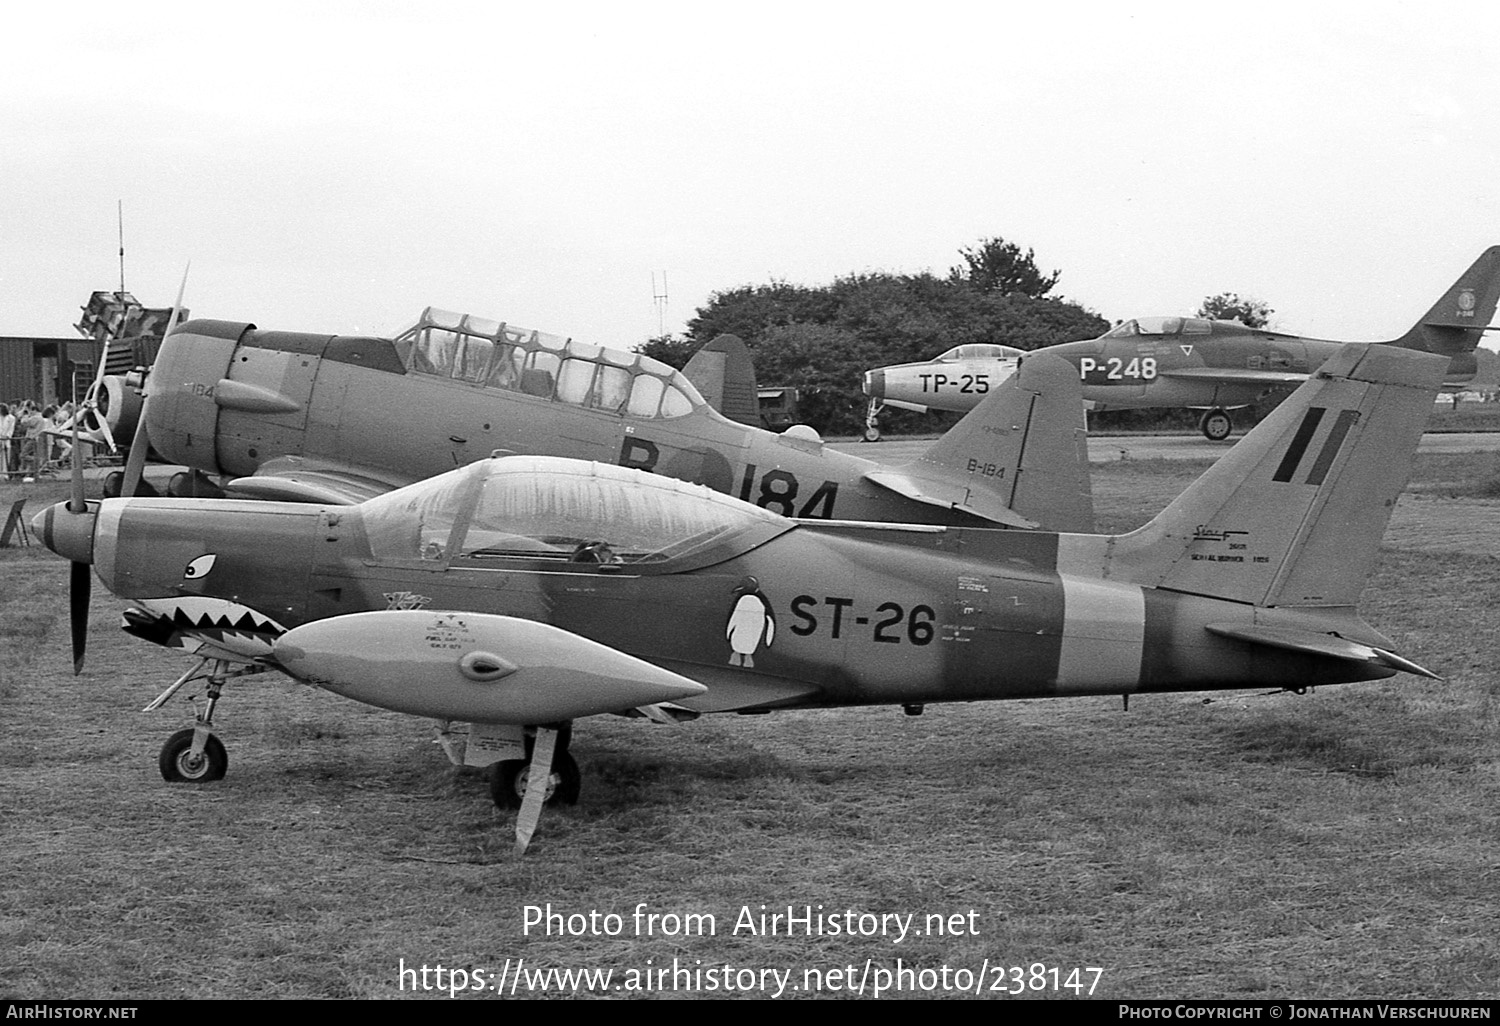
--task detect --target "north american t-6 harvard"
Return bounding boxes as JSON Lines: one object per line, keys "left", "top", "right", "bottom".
{"left": 37, "top": 342, "right": 1446, "bottom": 852}
{"left": 862, "top": 246, "right": 1500, "bottom": 440}
{"left": 91, "top": 308, "right": 1093, "bottom": 532}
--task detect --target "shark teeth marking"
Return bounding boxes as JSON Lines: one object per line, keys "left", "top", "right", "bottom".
{"left": 126, "top": 597, "right": 288, "bottom": 658}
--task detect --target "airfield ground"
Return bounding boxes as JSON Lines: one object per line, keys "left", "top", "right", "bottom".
{"left": 0, "top": 446, "right": 1495, "bottom": 1000}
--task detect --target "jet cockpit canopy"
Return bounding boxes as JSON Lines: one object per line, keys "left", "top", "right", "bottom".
{"left": 933, "top": 343, "right": 1026, "bottom": 362}
{"left": 1102, "top": 316, "right": 1215, "bottom": 338}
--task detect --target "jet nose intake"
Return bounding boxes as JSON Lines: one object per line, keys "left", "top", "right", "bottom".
{"left": 33, "top": 501, "right": 97, "bottom": 565}
{"left": 863, "top": 368, "right": 885, "bottom": 398}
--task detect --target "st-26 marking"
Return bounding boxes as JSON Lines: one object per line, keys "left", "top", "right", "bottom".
{"left": 789, "top": 595, "right": 937, "bottom": 645}
{"left": 35, "top": 342, "right": 1445, "bottom": 855}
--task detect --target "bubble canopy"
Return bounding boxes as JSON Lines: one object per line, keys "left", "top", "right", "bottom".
{"left": 359, "top": 457, "right": 793, "bottom": 570}
{"left": 932, "top": 343, "right": 1025, "bottom": 361}
{"left": 1102, "top": 316, "right": 1214, "bottom": 338}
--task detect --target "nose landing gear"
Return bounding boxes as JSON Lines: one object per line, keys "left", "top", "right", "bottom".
{"left": 145, "top": 656, "right": 262, "bottom": 784}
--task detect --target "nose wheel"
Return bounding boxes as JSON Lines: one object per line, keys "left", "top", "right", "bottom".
{"left": 159, "top": 727, "right": 228, "bottom": 782}
{"left": 863, "top": 399, "right": 883, "bottom": 442}
{"left": 146, "top": 656, "right": 259, "bottom": 784}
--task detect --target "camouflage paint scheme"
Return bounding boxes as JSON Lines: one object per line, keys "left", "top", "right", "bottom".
{"left": 111, "top": 310, "right": 1094, "bottom": 532}
{"left": 39, "top": 344, "right": 1444, "bottom": 805}
{"left": 863, "top": 247, "right": 1500, "bottom": 439}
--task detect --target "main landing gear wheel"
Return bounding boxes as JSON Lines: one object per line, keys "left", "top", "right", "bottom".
{"left": 490, "top": 724, "right": 579, "bottom": 810}
{"left": 158, "top": 728, "right": 228, "bottom": 782}
{"left": 1199, "top": 408, "right": 1233, "bottom": 441}
{"left": 491, "top": 751, "right": 581, "bottom": 809}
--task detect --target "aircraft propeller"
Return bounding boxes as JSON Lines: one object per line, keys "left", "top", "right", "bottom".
{"left": 42, "top": 266, "right": 190, "bottom": 674}
{"left": 75, "top": 336, "right": 119, "bottom": 455}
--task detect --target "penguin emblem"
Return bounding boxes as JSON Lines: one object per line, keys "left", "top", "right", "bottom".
{"left": 726, "top": 577, "right": 775, "bottom": 668}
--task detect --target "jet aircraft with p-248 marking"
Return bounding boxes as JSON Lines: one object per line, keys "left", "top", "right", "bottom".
{"left": 862, "top": 246, "right": 1500, "bottom": 440}
{"left": 99, "top": 308, "right": 1092, "bottom": 532}
{"left": 36, "top": 343, "right": 1444, "bottom": 852}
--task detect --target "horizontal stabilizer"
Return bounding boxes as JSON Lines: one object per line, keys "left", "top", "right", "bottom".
{"left": 863, "top": 470, "right": 1037, "bottom": 527}
{"left": 273, "top": 610, "right": 708, "bottom": 723}
{"left": 228, "top": 457, "right": 412, "bottom": 504}
{"left": 1205, "top": 623, "right": 1439, "bottom": 679}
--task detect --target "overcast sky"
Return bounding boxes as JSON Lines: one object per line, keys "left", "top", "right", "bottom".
{"left": 4, "top": 2, "right": 1498, "bottom": 350}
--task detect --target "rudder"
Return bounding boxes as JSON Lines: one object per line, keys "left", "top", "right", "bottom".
{"left": 1091, "top": 344, "right": 1446, "bottom": 608}
{"left": 683, "top": 334, "right": 760, "bottom": 427}
{"left": 1389, "top": 245, "right": 1500, "bottom": 357}
{"left": 876, "top": 353, "right": 1094, "bottom": 533}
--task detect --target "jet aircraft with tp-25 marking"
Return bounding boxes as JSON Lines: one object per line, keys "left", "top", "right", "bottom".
{"left": 857, "top": 343, "right": 1025, "bottom": 441}
{"left": 97, "top": 308, "right": 1092, "bottom": 533}
{"left": 861, "top": 247, "right": 1500, "bottom": 441}
{"left": 35, "top": 343, "right": 1443, "bottom": 853}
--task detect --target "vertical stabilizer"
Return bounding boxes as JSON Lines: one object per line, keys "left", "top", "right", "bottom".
{"left": 1388, "top": 245, "right": 1500, "bottom": 357}
{"left": 1082, "top": 344, "right": 1445, "bottom": 607}
{"left": 683, "top": 334, "right": 760, "bottom": 427}
{"left": 864, "top": 353, "right": 1094, "bottom": 532}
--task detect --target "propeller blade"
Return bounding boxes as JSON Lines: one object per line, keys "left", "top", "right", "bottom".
{"left": 80, "top": 322, "right": 117, "bottom": 452}
{"left": 119, "top": 398, "right": 152, "bottom": 498}
{"left": 68, "top": 393, "right": 84, "bottom": 514}
{"left": 70, "top": 559, "right": 90, "bottom": 675}
{"left": 85, "top": 404, "right": 116, "bottom": 454}
{"left": 121, "top": 263, "right": 188, "bottom": 497}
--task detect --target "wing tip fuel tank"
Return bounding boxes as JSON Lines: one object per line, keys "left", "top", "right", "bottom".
{"left": 273, "top": 610, "right": 707, "bottom": 723}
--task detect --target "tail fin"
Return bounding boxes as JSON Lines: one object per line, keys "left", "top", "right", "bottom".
{"left": 863, "top": 353, "right": 1094, "bottom": 532}
{"left": 1388, "top": 245, "right": 1500, "bottom": 358}
{"left": 683, "top": 334, "right": 761, "bottom": 427}
{"left": 1078, "top": 344, "right": 1445, "bottom": 608}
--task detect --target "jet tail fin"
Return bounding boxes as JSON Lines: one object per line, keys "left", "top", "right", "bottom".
{"left": 1387, "top": 245, "right": 1500, "bottom": 358}
{"left": 866, "top": 353, "right": 1094, "bottom": 532}
{"left": 683, "top": 334, "right": 761, "bottom": 427}
{"left": 1072, "top": 344, "right": 1445, "bottom": 608}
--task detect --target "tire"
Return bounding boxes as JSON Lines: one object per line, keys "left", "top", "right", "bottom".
{"left": 159, "top": 728, "right": 228, "bottom": 782}
{"left": 1199, "top": 409, "right": 1233, "bottom": 442}
{"left": 102, "top": 471, "right": 124, "bottom": 498}
{"left": 862, "top": 425, "right": 882, "bottom": 442}
{"left": 490, "top": 750, "right": 581, "bottom": 810}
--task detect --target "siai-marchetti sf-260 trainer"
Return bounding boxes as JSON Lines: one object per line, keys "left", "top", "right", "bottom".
{"left": 35, "top": 343, "right": 1443, "bottom": 853}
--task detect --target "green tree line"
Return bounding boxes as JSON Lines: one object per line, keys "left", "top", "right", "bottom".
{"left": 642, "top": 239, "right": 1107, "bottom": 435}
{"left": 641, "top": 238, "right": 1277, "bottom": 436}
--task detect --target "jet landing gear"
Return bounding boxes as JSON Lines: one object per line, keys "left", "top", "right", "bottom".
{"left": 1198, "top": 408, "right": 1234, "bottom": 442}
{"left": 863, "top": 399, "right": 883, "bottom": 442}
{"left": 145, "top": 656, "right": 261, "bottom": 784}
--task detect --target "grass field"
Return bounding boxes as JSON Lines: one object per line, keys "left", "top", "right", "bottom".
{"left": 1, "top": 456, "right": 1496, "bottom": 1001}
